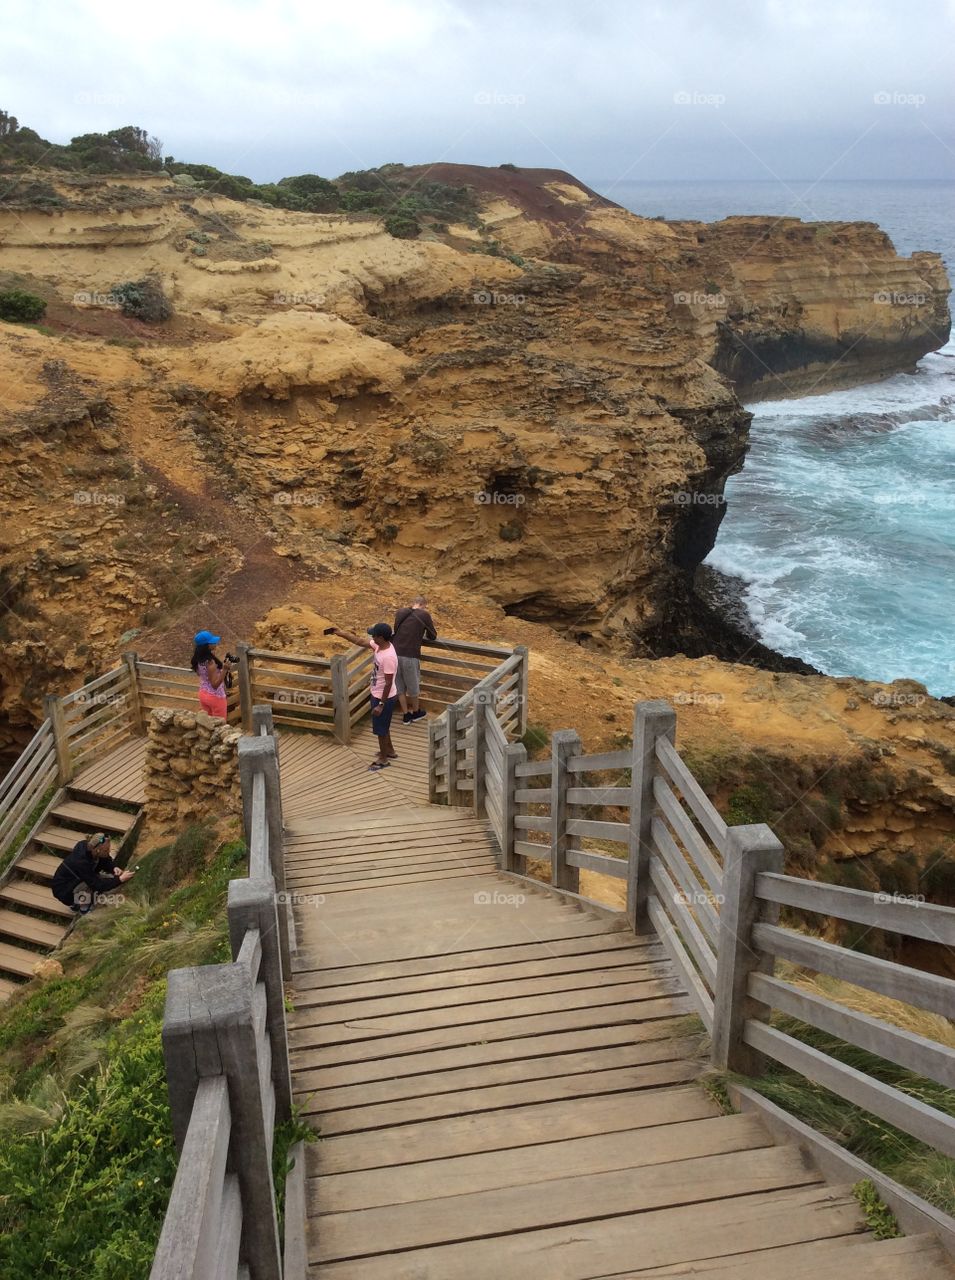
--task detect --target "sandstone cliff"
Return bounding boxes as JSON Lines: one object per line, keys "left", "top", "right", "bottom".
{"left": 0, "top": 164, "right": 949, "bottom": 767}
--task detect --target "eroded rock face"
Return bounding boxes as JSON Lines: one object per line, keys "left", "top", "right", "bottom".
{"left": 687, "top": 216, "right": 952, "bottom": 398}
{"left": 0, "top": 164, "right": 949, "bottom": 748}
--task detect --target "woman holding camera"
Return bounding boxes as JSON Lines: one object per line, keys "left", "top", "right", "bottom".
{"left": 191, "top": 629, "right": 232, "bottom": 719}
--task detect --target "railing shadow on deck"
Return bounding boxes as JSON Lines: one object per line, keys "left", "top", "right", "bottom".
{"left": 431, "top": 689, "right": 955, "bottom": 1258}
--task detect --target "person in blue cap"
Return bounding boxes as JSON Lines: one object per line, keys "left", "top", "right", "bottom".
{"left": 327, "top": 621, "right": 399, "bottom": 770}
{"left": 191, "top": 630, "right": 232, "bottom": 719}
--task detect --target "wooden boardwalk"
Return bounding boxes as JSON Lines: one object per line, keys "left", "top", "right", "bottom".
{"left": 281, "top": 735, "right": 955, "bottom": 1278}
{"left": 72, "top": 736, "right": 148, "bottom": 805}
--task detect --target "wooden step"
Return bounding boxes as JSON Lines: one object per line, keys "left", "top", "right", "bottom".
{"left": 17, "top": 852, "right": 63, "bottom": 881}
{"left": 33, "top": 826, "right": 88, "bottom": 853}
{"left": 0, "top": 939, "right": 47, "bottom": 979}
{"left": 56, "top": 799, "right": 136, "bottom": 833}
{"left": 0, "top": 908, "right": 68, "bottom": 949}
{"left": 0, "top": 880, "right": 74, "bottom": 919}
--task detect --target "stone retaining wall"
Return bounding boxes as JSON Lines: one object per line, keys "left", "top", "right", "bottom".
{"left": 144, "top": 708, "right": 242, "bottom": 826}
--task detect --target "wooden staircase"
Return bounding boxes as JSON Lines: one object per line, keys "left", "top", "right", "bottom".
{"left": 0, "top": 789, "right": 143, "bottom": 999}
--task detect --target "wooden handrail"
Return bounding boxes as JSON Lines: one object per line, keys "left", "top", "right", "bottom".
{"left": 150, "top": 712, "right": 299, "bottom": 1280}
{"left": 425, "top": 680, "right": 955, "bottom": 1199}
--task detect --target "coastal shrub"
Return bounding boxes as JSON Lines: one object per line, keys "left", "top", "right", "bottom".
{"left": 0, "top": 288, "right": 46, "bottom": 323}
{"left": 384, "top": 212, "right": 420, "bottom": 239}
{"left": 521, "top": 724, "right": 549, "bottom": 754}
{"left": 725, "top": 782, "right": 774, "bottom": 826}
{"left": 111, "top": 276, "right": 172, "bottom": 323}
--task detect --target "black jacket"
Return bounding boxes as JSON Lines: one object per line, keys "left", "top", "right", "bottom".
{"left": 51, "top": 841, "right": 122, "bottom": 905}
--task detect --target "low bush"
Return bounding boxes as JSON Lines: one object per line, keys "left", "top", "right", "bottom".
{"left": 111, "top": 277, "right": 172, "bottom": 323}
{"left": 0, "top": 288, "right": 47, "bottom": 323}
{"left": 384, "top": 212, "right": 420, "bottom": 239}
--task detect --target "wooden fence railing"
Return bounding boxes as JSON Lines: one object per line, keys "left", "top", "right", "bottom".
{"left": 0, "top": 637, "right": 521, "bottom": 871}
{"left": 428, "top": 692, "right": 955, "bottom": 1213}
{"left": 0, "top": 720, "right": 58, "bottom": 870}
{"left": 150, "top": 706, "right": 306, "bottom": 1280}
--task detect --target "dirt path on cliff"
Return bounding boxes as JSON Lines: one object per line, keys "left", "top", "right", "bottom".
{"left": 131, "top": 466, "right": 307, "bottom": 666}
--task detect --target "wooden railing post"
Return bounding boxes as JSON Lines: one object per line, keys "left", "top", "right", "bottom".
{"left": 427, "top": 716, "right": 439, "bottom": 803}
{"left": 446, "top": 702, "right": 463, "bottom": 807}
{"left": 501, "top": 740, "right": 527, "bottom": 871}
{"left": 628, "top": 700, "right": 676, "bottom": 935}
{"left": 236, "top": 642, "right": 254, "bottom": 733}
{"left": 238, "top": 736, "right": 290, "bottom": 975}
{"left": 44, "top": 693, "right": 74, "bottom": 784}
{"left": 472, "top": 690, "right": 491, "bottom": 816}
{"left": 252, "top": 704, "right": 275, "bottom": 737}
{"left": 228, "top": 878, "right": 292, "bottom": 1123}
{"left": 330, "top": 653, "right": 351, "bottom": 744}
{"left": 711, "top": 823, "right": 784, "bottom": 1074}
{"left": 162, "top": 964, "right": 283, "bottom": 1280}
{"left": 514, "top": 644, "right": 529, "bottom": 735}
{"left": 122, "top": 651, "right": 145, "bottom": 736}
{"left": 550, "top": 729, "right": 581, "bottom": 893}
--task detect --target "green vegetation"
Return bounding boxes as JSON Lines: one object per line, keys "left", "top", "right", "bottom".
{"left": 0, "top": 111, "right": 481, "bottom": 236}
{"left": 498, "top": 521, "right": 524, "bottom": 542}
{"left": 110, "top": 277, "right": 172, "bottom": 324}
{"left": 745, "top": 1015, "right": 955, "bottom": 1216}
{"left": 0, "top": 824, "right": 247, "bottom": 1275}
{"left": 522, "top": 724, "right": 550, "bottom": 754}
{"left": 0, "top": 288, "right": 47, "bottom": 323}
{"left": 0, "top": 111, "right": 162, "bottom": 174}
{"left": 725, "top": 781, "right": 775, "bottom": 826}
{"left": 854, "top": 1179, "right": 902, "bottom": 1239}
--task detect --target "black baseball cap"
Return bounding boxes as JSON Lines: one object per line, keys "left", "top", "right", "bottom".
{"left": 367, "top": 622, "right": 393, "bottom": 640}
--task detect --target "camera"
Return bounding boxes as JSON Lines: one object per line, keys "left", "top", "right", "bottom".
{"left": 224, "top": 652, "right": 238, "bottom": 664}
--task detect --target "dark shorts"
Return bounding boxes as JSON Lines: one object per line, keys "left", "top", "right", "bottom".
{"left": 370, "top": 695, "right": 398, "bottom": 736}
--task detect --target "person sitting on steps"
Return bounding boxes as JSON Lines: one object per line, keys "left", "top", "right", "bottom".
{"left": 328, "top": 621, "right": 399, "bottom": 770}
{"left": 392, "top": 594, "right": 437, "bottom": 725}
{"left": 51, "top": 832, "right": 135, "bottom": 916}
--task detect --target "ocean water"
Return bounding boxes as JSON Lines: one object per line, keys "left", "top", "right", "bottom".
{"left": 602, "top": 180, "right": 955, "bottom": 695}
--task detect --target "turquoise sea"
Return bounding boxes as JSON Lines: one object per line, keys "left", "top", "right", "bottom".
{"left": 601, "top": 180, "right": 955, "bottom": 695}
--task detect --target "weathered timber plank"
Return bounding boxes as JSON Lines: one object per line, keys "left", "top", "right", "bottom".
{"left": 310, "top": 1112, "right": 768, "bottom": 1214}
{"left": 289, "top": 973, "right": 684, "bottom": 1041}
{"left": 293, "top": 962, "right": 672, "bottom": 1021}
{"left": 312, "top": 1083, "right": 716, "bottom": 1174}
{"left": 289, "top": 994, "right": 691, "bottom": 1064}
{"left": 313, "top": 1184, "right": 867, "bottom": 1278}
{"left": 291, "top": 1017, "right": 685, "bottom": 1092}
{"left": 296, "top": 1036, "right": 699, "bottom": 1111}
{"left": 315, "top": 1144, "right": 820, "bottom": 1261}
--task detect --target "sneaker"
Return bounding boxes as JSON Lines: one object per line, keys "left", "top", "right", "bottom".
{"left": 411, "top": 709, "right": 427, "bottom": 721}
{"left": 402, "top": 712, "right": 413, "bottom": 724}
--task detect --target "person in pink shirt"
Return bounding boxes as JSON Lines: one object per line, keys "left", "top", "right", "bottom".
{"left": 328, "top": 621, "right": 399, "bottom": 770}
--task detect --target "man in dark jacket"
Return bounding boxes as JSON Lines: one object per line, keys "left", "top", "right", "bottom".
{"left": 51, "top": 832, "right": 134, "bottom": 914}
{"left": 393, "top": 595, "right": 437, "bottom": 724}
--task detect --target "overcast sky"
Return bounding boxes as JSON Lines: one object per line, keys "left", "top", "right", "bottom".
{"left": 5, "top": 0, "right": 954, "bottom": 186}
